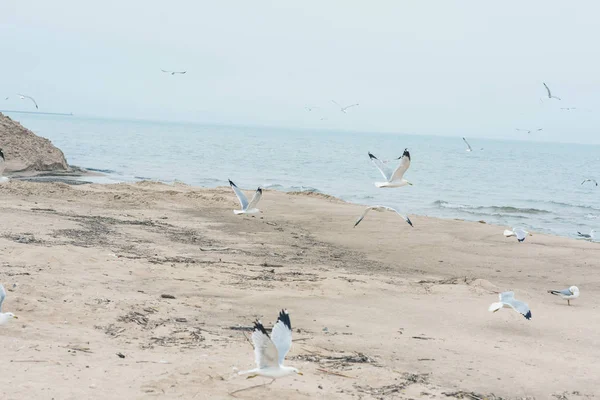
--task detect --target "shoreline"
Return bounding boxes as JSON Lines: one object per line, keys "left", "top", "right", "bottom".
{"left": 0, "top": 180, "right": 597, "bottom": 398}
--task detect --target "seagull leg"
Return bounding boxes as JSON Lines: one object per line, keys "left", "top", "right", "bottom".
{"left": 568, "top": 300, "right": 571, "bottom": 306}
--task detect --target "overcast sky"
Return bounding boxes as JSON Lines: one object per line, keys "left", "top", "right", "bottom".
{"left": 1, "top": 1, "right": 600, "bottom": 143}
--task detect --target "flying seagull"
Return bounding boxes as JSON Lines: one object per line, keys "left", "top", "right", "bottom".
{"left": 462, "top": 137, "right": 473, "bottom": 152}
{"left": 560, "top": 107, "right": 577, "bottom": 111}
{"left": 369, "top": 149, "right": 412, "bottom": 188}
{"left": 489, "top": 291, "right": 532, "bottom": 320}
{"left": 305, "top": 106, "right": 320, "bottom": 112}
{"left": 331, "top": 100, "right": 359, "bottom": 114}
{"left": 161, "top": 69, "right": 187, "bottom": 75}
{"left": 504, "top": 228, "right": 531, "bottom": 242}
{"left": 17, "top": 94, "right": 38, "bottom": 109}
{"left": 229, "top": 180, "right": 262, "bottom": 215}
{"left": 238, "top": 309, "right": 302, "bottom": 382}
{"left": 543, "top": 82, "right": 561, "bottom": 100}
{"left": 577, "top": 229, "right": 596, "bottom": 240}
{"left": 581, "top": 179, "right": 598, "bottom": 186}
{"left": 516, "top": 128, "right": 543, "bottom": 134}
{"left": 354, "top": 206, "right": 413, "bottom": 228}
{"left": 0, "top": 284, "right": 18, "bottom": 326}
{"left": 548, "top": 286, "right": 579, "bottom": 306}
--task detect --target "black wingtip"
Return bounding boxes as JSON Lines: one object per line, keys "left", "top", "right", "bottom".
{"left": 403, "top": 148, "right": 410, "bottom": 160}
{"left": 229, "top": 179, "right": 236, "bottom": 187}
{"left": 548, "top": 290, "right": 559, "bottom": 295}
{"left": 518, "top": 238, "right": 525, "bottom": 242}
{"left": 253, "top": 319, "right": 269, "bottom": 336}
{"left": 368, "top": 152, "right": 377, "bottom": 160}
{"left": 277, "top": 309, "right": 291, "bottom": 330}
{"left": 524, "top": 310, "right": 532, "bottom": 320}
{"left": 257, "top": 187, "right": 262, "bottom": 194}
{"left": 406, "top": 217, "right": 413, "bottom": 227}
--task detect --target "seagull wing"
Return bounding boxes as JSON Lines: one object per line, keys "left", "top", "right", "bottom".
{"left": 271, "top": 309, "right": 292, "bottom": 365}
{"left": 368, "top": 152, "right": 392, "bottom": 181}
{"left": 462, "top": 137, "right": 472, "bottom": 151}
{"left": 514, "top": 228, "right": 527, "bottom": 241}
{"left": 229, "top": 180, "right": 249, "bottom": 210}
{"left": 503, "top": 229, "right": 515, "bottom": 237}
{"left": 247, "top": 188, "right": 263, "bottom": 210}
{"left": 543, "top": 82, "right": 552, "bottom": 98}
{"left": 331, "top": 100, "right": 342, "bottom": 109}
{"left": 390, "top": 149, "right": 411, "bottom": 181}
{"left": 341, "top": 103, "right": 359, "bottom": 112}
{"left": 251, "top": 320, "right": 280, "bottom": 369}
{"left": 548, "top": 288, "right": 572, "bottom": 296}
{"left": 161, "top": 69, "right": 170, "bottom": 73}
{"left": 18, "top": 94, "right": 38, "bottom": 109}
{"left": 506, "top": 298, "right": 532, "bottom": 320}
{"left": 0, "top": 284, "right": 5, "bottom": 313}
{"left": 354, "top": 206, "right": 412, "bottom": 227}
{"left": 378, "top": 206, "right": 413, "bottom": 227}
{"left": 581, "top": 179, "right": 589, "bottom": 185}
{"left": 354, "top": 207, "right": 375, "bottom": 227}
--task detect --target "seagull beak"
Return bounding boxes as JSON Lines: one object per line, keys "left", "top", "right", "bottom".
{"left": 13, "top": 315, "right": 18, "bottom": 319}
{"left": 407, "top": 181, "right": 413, "bottom": 186}
{"left": 297, "top": 372, "right": 304, "bottom": 376}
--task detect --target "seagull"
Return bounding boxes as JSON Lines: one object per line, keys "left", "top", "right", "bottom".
{"left": 305, "top": 106, "right": 320, "bottom": 112}
{"left": 503, "top": 228, "right": 532, "bottom": 242}
{"left": 369, "top": 149, "right": 412, "bottom": 188}
{"left": 516, "top": 128, "right": 543, "bottom": 134}
{"left": 0, "top": 284, "right": 18, "bottom": 326}
{"left": 229, "top": 180, "right": 262, "bottom": 215}
{"left": 238, "top": 309, "right": 302, "bottom": 382}
{"left": 354, "top": 206, "right": 413, "bottom": 228}
{"left": 560, "top": 107, "right": 577, "bottom": 111}
{"left": 331, "top": 100, "right": 359, "bottom": 114}
{"left": 577, "top": 229, "right": 596, "bottom": 240}
{"left": 0, "top": 148, "right": 5, "bottom": 175}
{"left": 543, "top": 82, "right": 561, "bottom": 100}
{"left": 161, "top": 69, "right": 187, "bottom": 75}
{"left": 462, "top": 137, "right": 473, "bottom": 152}
{"left": 489, "top": 291, "right": 532, "bottom": 320}
{"left": 581, "top": 179, "right": 598, "bottom": 186}
{"left": 17, "top": 94, "right": 38, "bottom": 109}
{"left": 548, "top": 286, "right": 580, "bottom": 306}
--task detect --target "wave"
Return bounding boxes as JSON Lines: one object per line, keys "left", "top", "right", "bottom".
{"left": 86, "top": 167, "right": 118, "bottom": 174}
{"left": 432, "top": 200, "right": 550, "bottom": 215}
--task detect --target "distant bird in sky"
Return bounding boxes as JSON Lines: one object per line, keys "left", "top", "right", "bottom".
{"left": 489, "top": 291, "right": 532, "bottom": 320}
{"left": 229, "top": 179, "right": 263, "bottom": 215}
{"left": 516, "top": 128, "right": 543, "bottom": 134}
{"left": 161, "top": 69, "right": 187, "bottom": 75}
{"left": 354, "top": 205, "right": 413, "bottom": 228}
{"left": 462, "top": 137, "right": 473, "bottom": 152}
{"left": 369, "top": 149, "right": 412, "bottom": 188}
{"left": 17, "top": 94, "right": 38, "bottom": 109}
{"left": 543, "top": 82, "right": 561, "bottom": 100}
{"left": 560, "top": 107, "right": 577, "bottom": 111}
{"left": 581, "top": 179, "right": 598, "bottom": 186}
{"left": 305, "top": 106, "right": 319, "bottom": 112}
{"left": 331, "top": 100, "right": 359, "bottom": 114}
{"left": 4, "top": 97, "right": 8, "bottom": 100}
{"left": 548, "top": 286, "right": 579, "bottom": 306}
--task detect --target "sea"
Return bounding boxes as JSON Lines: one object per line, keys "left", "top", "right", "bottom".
{"left": 6, "top": 113, "right": 600, "bottom": 240}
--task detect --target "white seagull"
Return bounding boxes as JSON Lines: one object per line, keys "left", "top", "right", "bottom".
{"left": 581, "top": 179, "right": 598, "bottom": 187}
{"left": 489, "top": 291, "right": 532, "bottom": 320}
{"left": 161, "top": 69, "right": 187, "bottom": 75}
{"left": 516, "top": 128, "right": 543, "bottom": 134}
{"left": 462, "top": 137, "right": 473, "bottom": 152}
{"left": 305, "top": 106, "right": 320, "bottom": 112}
{"left": 17, "top": 94, "right": 38, "bottom": 109}
{"left": 238, "top": 309, "right": 302, "bottom": 382}
{"left": 354, "top": 206, "right": 413, "bottom": 228}
{"left": 577, "top": 229, "right": 596, "bottom": 240}
{"left": 0, "top": 284, "right": 18, "bottom": 326}
{"left": 548, "top": 286, "right": 580, "bottom": 306}
{"left": 503, "top": 228, "right": 532, "bottom": 242}
{"left": 543, "top": 82, "right": 561, "bottom": 100}
{"left": 331, "top": 100, "right": 359, "bottom": 114}
{"left": 229, "top": 180, "right": 262, "bottom": 215}
{"left": 369, "top": 149, "right": 412, "bottom": 188}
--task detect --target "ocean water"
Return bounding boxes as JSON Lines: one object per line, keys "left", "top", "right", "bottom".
{"left": 6, "top": 113, "right": 600, "bottom": 239}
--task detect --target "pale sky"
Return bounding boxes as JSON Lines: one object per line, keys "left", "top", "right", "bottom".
{"left": 1, "top": 1, "right": 600, "bottom": 143}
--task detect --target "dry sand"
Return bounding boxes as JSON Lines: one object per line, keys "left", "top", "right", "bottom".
{"left": 0, "top": 180, "right": 598, "bottom": 399}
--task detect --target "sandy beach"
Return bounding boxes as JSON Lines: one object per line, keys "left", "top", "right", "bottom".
{"left": 0, "top": 180, "right": 598, "bottom": 399}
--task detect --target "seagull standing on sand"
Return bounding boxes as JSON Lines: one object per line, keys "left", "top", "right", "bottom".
{"left": 548, "top": 286, "right": 580, "bottom": 306}
{"left": 0, "top": 284, "right": 18, "bottom": 326}
{"left": 17, "top": 94, "right": 38, "bottom": 109}
{"left": 354, "top": 206, "right": 413, "bottom": 228}
{"left": 504, "top": 228, "right": 531, "bottom": 242}
{"left": 229, "top": 180, "right": 262, "bottom": 215}
{"left": 331, "top": 100, "right": 359, "bottom": 114}
{"left": 489, "top": 291, "right": 532, "bottom": 320}
{"left": 543, "top": 82, "right": 561, "bottom": 100}
{"left": 238, "top": 310, "right": 302, "bottom": 383}
{"left": 161, "top": 69, "right": 187, "bottom": 75}
{"left": 462, "top": 137, "right": 473, "bottom": 152}
{"left": 369, "top": 149, "right": 412, "bottom": 188}
{"left": 581, "top": 179, "right": 598, "bottom": 187}
{"left": 577, "top": 229, "right": 596, "bottom": 240}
